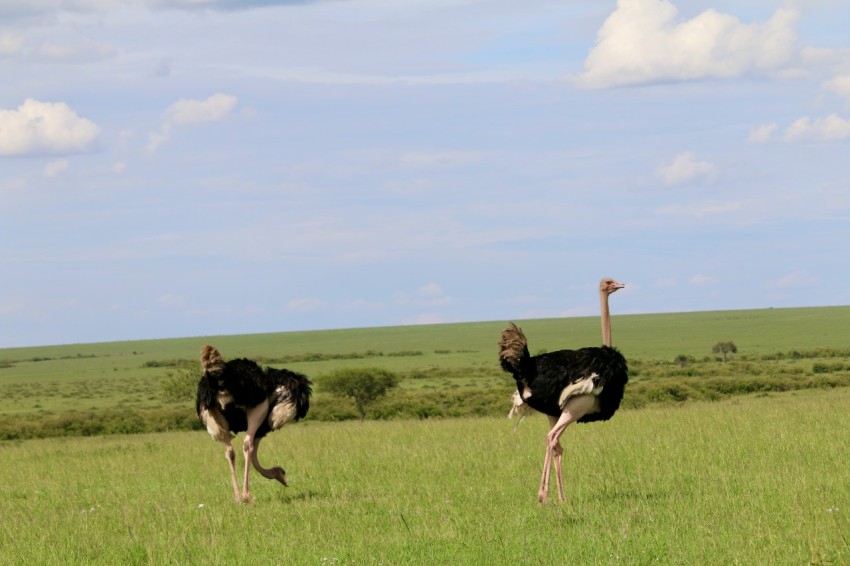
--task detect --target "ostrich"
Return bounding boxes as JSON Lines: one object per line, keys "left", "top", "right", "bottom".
{"left": 498, "top": 278, "right": 628, "bottom": 503}
{"left": 196, "top": 345, "right": 312, "bottom": 503}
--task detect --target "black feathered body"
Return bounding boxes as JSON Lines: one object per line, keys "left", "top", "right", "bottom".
{"left": 499, "top": 324, "right": 628, "bottom": 423}
{"left": 196, "top": 358, "right": 312, "bottom": 439}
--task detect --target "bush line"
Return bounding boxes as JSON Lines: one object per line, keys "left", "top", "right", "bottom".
{"left": 3, "top": 373, "right": 849, "bottom": 441}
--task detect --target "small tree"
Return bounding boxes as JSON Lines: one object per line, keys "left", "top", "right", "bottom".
{"left": 322, "top": 367, "right": 400, "bottom": 422}
{"left": 674, "top": 354, "right": 692, "bottom": 368}
{"left": 712, "top": 341, "right": 738, "bottom": 363}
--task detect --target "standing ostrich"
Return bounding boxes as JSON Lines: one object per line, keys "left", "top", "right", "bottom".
{"left": 498, "top": 278, "right": 628, "bottom": 504}
{"left": 196, "top": 345, "right": 312, "bottom": 503}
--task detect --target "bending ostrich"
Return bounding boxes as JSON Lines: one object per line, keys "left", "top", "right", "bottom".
{"left": 498, "top": 278, "right": 628, "bottom": 504}
{"left": 196, "top": 345, "right": 312, "bottom": 503}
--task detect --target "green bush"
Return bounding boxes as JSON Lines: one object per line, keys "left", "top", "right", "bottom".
{"left": 160, "top": 364, "right": 200, "bottom": 402}
{"left": 322, "top": 367, "right": 400, "bottom": 421}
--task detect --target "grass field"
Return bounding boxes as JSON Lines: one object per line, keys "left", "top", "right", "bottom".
{"left": 1, "top": 389, "right": 847, "bottom": 564}
{"left": 0, "top": 306, "right": 849, "bottom": 563}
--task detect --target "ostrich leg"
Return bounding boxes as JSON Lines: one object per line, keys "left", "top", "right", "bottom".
{"left": 240, "top": 398, "right": 270, "bottom": 503}
{"left": 250, "top": 437, "right": 288, "bottom": 486}
{"left": 222, "top": 438, "right": 241, "bottom": 502}
{"left": 539, "top": 415, "right": 566, "bottom": 502}
{"left": 538, "top": 395, "right": 596, "bottom": 504}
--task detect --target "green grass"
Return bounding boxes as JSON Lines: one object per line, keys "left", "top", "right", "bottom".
{"left": 1, "top": 389, "right": 847, "bottom": 564}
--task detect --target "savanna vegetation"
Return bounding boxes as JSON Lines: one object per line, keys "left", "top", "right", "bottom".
{"left": 1, "top": 306, "right": 850, "bottom": 439}
{"left": 0, "top": 306, "right": 848, "bottom": 563}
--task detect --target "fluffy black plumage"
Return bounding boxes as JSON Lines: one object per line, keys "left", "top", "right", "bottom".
{"left": 195, "top": 357, "right": 312, "bottom": 438}
{"left": 499, "top": 323, "right": 628, "bottom": 423}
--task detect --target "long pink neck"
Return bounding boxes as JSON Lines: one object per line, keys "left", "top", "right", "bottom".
{"left": 600, "top": 290, "right": 612, "bottom": 347}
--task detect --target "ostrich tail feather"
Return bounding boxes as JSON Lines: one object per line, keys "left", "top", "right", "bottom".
{"left": 200, "top": 344, "right": 225, "bottom": 374}
{"left": 498, "top": 322, "right": 529, "bottom": 374}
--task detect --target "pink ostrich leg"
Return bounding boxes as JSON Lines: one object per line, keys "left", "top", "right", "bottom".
{"left": 240, "top": 398, "right": 270, "bottom": 503}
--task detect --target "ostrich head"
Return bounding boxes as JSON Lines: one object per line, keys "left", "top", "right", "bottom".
{"left": 599, "top": 278, "right": 625, "bottom": 296}
{"left": 270, "top": 466, "right": 288, "bottom": 487}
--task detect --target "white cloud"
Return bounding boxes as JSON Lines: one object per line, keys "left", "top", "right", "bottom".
{"left": 689, "top": 274, "right": 713, "bottom": 286}
{"left": 163, "top": 93, "right": 238, "bottom": 126}
{"left": 417, "top": 283, "right": 442, "bottom": 297}
{"left": 43, "top": 159, "right": 69, "bottom": 178}
{"left": 824, "top": 75, "right": 850, "bottom": 103}
{"left": 747, "top": 123, "right": 778, "bottom": 144}
{"left": 0, "top": 99, "right": 100, "bottom": 156}
{"left": 783, "top": 114, "right": 850, "bottom": 142}
{"left": 146, "top": 131, "right": 170, "bottom": 153}
{"left": 765, "top": 270, "right": 816, "bottom": 290}
{"left": 657, "top": 152, "right": 716, "bottom": 185}
{"left": 578, "top": 0, "right": 798, "bottom": 88}
{"left": 147, "top": 93, "right": 238, "bottom": 152}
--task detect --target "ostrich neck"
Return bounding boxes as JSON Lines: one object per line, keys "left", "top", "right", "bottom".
{"left": 600, "top": 291, "right": 612, "bottom": 347}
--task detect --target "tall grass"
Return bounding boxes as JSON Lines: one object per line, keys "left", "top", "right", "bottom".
{"left": 1, "top": 389, "right": 847, "bottom": 564}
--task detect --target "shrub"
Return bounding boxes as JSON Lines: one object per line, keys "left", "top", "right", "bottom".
{"left": 322, "top": 367, "right": 400, "bottom": 422}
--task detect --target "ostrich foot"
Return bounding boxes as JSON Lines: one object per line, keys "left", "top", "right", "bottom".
{"left": 239, "top": 492, "right": 254, "bottom": 504}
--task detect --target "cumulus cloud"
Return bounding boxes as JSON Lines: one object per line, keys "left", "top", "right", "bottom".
{"left": 783, "top": 114, "right": 850, "bottom": 142}
{"left": 163, "top": 93, "right": 238, "bottom": 126}
{"left": 147, "top": 93, "right": 237, "bottom": 152}
{"left": 657, "top": 152, "right": 716, "bottom": 185}
{"left": 0, "top": 99, "right": 100, "bottom": 156}
{"left": 747, "top": 123, "right": 778, "bottom": 144}
{"left": 577, "top": 0, "right": 799, "bottom": 89}
{"left": 824, "top": 74, "right": 850, "bottom": 103}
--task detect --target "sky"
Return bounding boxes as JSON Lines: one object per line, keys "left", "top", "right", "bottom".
{"left": 2, "top": 0, "right": 850, "bottom": 348}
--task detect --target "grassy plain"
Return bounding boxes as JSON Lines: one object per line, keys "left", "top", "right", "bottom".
{"left": 1, "top": 389, "right": 848, "bottom": 564}
{"left": 2, "top": 305, "right": 850, "bottom": 410}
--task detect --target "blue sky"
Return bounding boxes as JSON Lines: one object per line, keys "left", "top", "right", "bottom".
{"left": 2, "top": 0, "right": 849, "bottom": 348}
